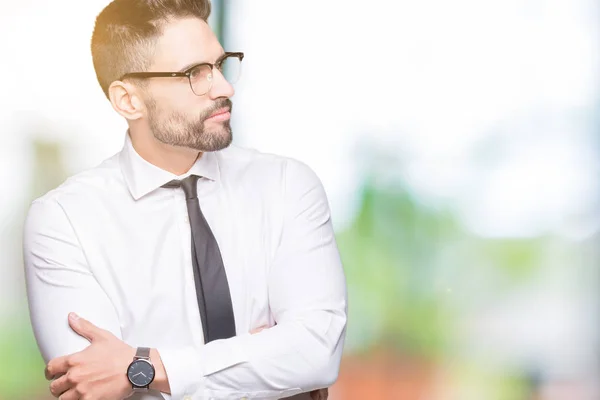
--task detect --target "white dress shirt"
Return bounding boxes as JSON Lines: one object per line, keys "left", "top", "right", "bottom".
{"left": 23, "top": 133, "right": 347, "bottom": 400}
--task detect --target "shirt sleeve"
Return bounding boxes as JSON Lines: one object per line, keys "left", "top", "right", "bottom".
{"left": 157, "top": 159, "right": 348, "bottom": 400}
{"left": 22, "top": 198, "right": 123, "bottom": 363}
{"left": 24, "top": 198, "right": 177, "bottom": 400}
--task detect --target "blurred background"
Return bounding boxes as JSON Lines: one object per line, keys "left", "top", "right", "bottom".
{"left": 1, "top": 0, "right": 599, "bottom": 399}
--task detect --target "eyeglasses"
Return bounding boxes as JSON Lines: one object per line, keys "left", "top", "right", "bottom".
{"left": 120, "top": 52, "right": 244, "bottom": 96}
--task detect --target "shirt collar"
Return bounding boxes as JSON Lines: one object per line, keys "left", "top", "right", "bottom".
{"left": 119, "top": 131, "right": 220, "bottom": 200}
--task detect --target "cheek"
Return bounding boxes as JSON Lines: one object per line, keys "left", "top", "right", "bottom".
{"left": 162, "top": 88, "right": 212, "bottom": 114}
{"left": 149, "top": 80, "right": 195, "bottom": 106}
{"left": 146, "top": 82, "right": 214, "bottom": 119}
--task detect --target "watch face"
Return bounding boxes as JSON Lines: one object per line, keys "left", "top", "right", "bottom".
{"left": 127, "top": 359, "right": 155, "bottom": 387}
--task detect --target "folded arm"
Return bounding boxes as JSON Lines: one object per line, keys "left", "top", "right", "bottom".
{"left": 157, "top": 159, "right": 348, "bottom": 399}
{"left": 23, "top": 197, "right": 123, "bottom": 363}
{"left": 24, "top": 197, "right": 169, "bottom": 398}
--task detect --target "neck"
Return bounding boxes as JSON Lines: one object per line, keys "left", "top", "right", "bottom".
{"left": 128, "top": 128, "right": 200, "bottom": 176}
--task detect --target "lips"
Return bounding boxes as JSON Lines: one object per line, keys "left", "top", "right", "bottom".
{"left": 208, "top": 108, "right": 230, "bottom": 118}
{"left": 205, "top": 107, "right": 232, "bottom": 123}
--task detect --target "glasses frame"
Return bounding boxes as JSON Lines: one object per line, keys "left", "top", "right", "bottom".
{"left": 119, "top": 52, "right": 244, "bottom": 96}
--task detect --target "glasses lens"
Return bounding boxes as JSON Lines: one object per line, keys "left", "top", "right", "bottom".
{"left": 219, "top": 55, "right": 242, "bottom": 84}
{"left": 189, "top": 64, "right": 213, "bottom": 96}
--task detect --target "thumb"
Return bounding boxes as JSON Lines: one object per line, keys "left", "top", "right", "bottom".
{"left": 68, "top": 313, "right": 101, "bottom": 342}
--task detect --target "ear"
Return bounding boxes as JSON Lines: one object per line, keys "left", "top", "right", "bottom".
{"left": 108, "top": 80, "right": 145, "bottom": 121}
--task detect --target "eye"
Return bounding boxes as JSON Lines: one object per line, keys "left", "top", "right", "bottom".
{"left": 189, "top": 64, "right": 211, "bottom": 81}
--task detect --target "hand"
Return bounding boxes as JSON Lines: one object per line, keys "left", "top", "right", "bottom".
{"left": 250, "top": 325, "right": 329, "bottom": 400}
{"left": 310, "top": 388, "right": 328, "bottom": 400}
{"left": 45, "top": 313, "right": 135, "bottom": 400}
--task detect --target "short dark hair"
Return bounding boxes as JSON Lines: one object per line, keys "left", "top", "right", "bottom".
{"left": 91, "top": 0, "right": 212, "bottom": 98}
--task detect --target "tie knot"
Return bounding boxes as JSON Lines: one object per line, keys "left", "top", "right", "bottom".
{"left": 162, "top": 175, "right": 200, "bottom": 199}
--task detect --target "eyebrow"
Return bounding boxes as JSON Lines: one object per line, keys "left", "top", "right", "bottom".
{"left": 177, "top": 52, "right": 227, "bottom": 72}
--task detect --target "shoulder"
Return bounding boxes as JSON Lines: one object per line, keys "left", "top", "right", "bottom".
{"left": 216, "top": 145, "right": 327, "bottom": 219}
{"left": 26, "top": 153, "right": 123, "bottom": 221}
{"left": 216, "top": 144, "right": 321, "bottom": 189}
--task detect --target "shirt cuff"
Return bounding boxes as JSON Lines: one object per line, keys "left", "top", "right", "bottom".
{"left": 199, "top": 336, "right": 249, "bottom": 376}
{"left": 157, "top": 338, "right": 248, "bottom": 399}
{"left": 157, "top": 346, "right": 204, "bottom": 400}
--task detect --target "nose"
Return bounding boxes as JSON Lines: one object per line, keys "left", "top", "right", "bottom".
{"left": 208, "top": 68, "right": 235, "bottom": 100}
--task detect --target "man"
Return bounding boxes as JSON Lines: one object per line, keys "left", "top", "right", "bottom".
{"left": 22, "top": 0, "right": 347, "bottom": 399}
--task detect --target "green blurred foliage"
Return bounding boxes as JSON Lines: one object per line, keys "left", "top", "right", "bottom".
{"left": 337, "top": 176, "right": 547, "bottom": 364}
{"left": 337, "top": 179, "right": 459, "bottom": 358}
{"left": 0, "top": 137, "right": 69, "bottom": 399}
{"left": 0, "top": 314, "right": 48, "bottom": 399}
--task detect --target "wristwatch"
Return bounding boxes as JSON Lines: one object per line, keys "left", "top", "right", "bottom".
{"left": 127, "top": 347, "right": 156, "bottom": 392}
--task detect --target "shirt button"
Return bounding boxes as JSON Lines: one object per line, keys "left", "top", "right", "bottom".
{"left": 184, "top": 216, "right": 189, "bottom": 224}
{"left": 183, "top": 396, "right": 192, "bottom": 400}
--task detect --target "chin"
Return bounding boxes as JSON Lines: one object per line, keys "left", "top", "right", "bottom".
{"left": 196, "top": 131, "right": 232, "bottom": 152}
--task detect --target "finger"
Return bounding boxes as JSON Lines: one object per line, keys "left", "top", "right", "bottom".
{"left": 68, "top": 312, "right": 104, "bottom": 342}
{"left": 250, "top": 325, "right": 269, "bottom": 334}
{"left": 46, "top": 356, "right": 72, "bottom": 381}
{"left": 44, "top": 365, "right": 53, "bottom": 381}
{"left": 310, "top": 388, "right": 328, "bottom": 400}
{"left": 45, "top": 365, "right": 65, "bottom": 381}
{"left": 49, "top": 373, "right": 75, "bottom": 398}
{"left": 57, "top": 386, "right": 82, "bottom": 400}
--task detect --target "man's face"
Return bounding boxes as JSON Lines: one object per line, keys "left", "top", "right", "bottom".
{"left": 141, "top": 17, "right": 235, "bottom": 152}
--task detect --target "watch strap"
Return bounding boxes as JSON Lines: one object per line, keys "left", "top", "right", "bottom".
{"left": 135, "top": 347, "right": 151, "bottom": 360}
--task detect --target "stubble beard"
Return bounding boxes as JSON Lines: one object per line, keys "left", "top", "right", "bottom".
{"left": 147, "top": 98, "right": 233, "bottom": 152}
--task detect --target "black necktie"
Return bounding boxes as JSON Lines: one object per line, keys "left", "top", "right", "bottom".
{"left": 162, "top": 175, "right": 236, "bottom": 342}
